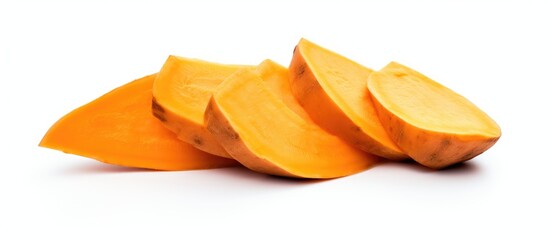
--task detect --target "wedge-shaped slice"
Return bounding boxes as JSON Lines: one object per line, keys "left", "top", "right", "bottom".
{"left": 368, "top": 62, "right": 501, "bottom": 169}
{"left": 40, "top": 74, "right": 238, "bottom": 170}
{"left": 205, "top": 61, "right": 379, "bottom": 178}
{"left": 289, "top": 38, "right": 407, "bottom": 160}
{"left": 153, "top": 55, "right": 250, "bottom": 158}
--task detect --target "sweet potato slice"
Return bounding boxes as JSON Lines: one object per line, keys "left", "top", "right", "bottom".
{"left": 152, "top": 55, "right": 250, "bottom": 158}
{"left": 289, "top": 38, "right": 407, "bottom": 160}
{"left": 39, "top": 74, "right": 238, "bottom": 170}
{"left": 205, "top": 60, "right": 379, "bottom": 178}
{"left": 368, "top": 62, "right": 501, "bottom": 169}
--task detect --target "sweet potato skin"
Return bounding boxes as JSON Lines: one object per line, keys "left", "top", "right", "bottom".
{"left": 371, "top": 95, "right": 499, "bottom": 169}
{"left": 152, "top": 96, "right": 231, "bottom": 158}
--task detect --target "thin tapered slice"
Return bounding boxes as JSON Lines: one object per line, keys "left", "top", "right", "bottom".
{"left": 152, "top": 55, "right": 250, "bottom": 158}
{"left": 368, "top": 62, "right": 501, "bottom": 169}
{"left": 289, "top": 38, "right": 407, "bottom": 160}
{"left": 205, "top": 60, "right": 379, "bottom": 178}
{"left": 40, "top": 74, "right": 238, "bottom": 170}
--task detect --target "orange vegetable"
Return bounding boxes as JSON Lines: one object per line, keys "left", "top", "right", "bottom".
{"left": 152, "top": 55, "right": 250, "bottom": 158}
{"left": 289, "top": 38, "right": 407, "bottom": 160}
{"left": 205, "top": 60, "right": 379, "bottom": 178}
{"left": 39, "top": 74, "right": 238, "bottom": 170}
{"left": 368, "top": 62, "right": 501, "bottom": 169}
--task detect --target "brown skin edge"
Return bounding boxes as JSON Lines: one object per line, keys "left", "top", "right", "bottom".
{"left": 289, "top": 46, "right": 408, "bottom": 160}
{"left": 204, "top": 98, "right": 300, "bottom": 178}
{"left": 151, "top": 97, "right": 232, "bottom": 158}
{"left": 370, "top": 95, "right": 500, "bottom": 169}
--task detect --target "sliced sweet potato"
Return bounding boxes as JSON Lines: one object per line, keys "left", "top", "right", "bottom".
{"left": 152, "top": 55, "right": 250, "bottom": 158}
{"left": 40, "top": 74, "right": 238, "bottom": 170}
{"left": 368, "top": 62, "right": 501, "bottom": 169}
{"left": 289, "top": 38, "right": 407, "bottom": 160}
{"left": 205, "top": 60, "right": 379, "bottom": 178}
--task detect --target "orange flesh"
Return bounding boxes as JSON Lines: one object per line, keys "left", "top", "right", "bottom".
{"left": 370, "top": 63, "right": 500, "bottom": 136}
{"left": 368, "top": 62, "right": 501, "bottom": 169}
{"left": 205, "top": 60, "right": 379, "bottom": 178}
{"left": 40, "top": 74, "right": 238, "bottom": 170}
{"left": 289, "top": 38, "right": 407, "bottom": 160}
{"left": 152, "top": 55, "right": 250, "bottom": 158}
{"left": 257, "top": 59, "right": 311, "bottom": 120}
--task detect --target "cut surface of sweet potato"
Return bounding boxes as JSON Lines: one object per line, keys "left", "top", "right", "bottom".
{"left": 40, "top": 74, "right": 238, "bottom": 170}
{"left": 257, "top": 59, "right": 311, "bottom": 120}
{"left": 368, "top": 62, "right": 501, "bottom": 169}
{"left": 205, "top": 60, "right": 379, "bottom": 178}
{"left": 152, "top": 55, "right": 250, "bottom": 158}
{"left": 289, "top": 38, "right": 407, "bottom": 160}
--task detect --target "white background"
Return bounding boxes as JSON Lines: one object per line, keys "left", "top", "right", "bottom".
{"left": 1, "top": 0, "right": 548, "bottom": 239}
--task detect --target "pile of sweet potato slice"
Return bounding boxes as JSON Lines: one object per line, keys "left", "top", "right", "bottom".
{"left": 40, "top": 39, "right": 501, "bottom": 178}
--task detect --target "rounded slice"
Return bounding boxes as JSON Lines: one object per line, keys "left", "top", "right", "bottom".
{"left": 152, "top": 55, "right": 250, "bottom": 158}
{"left": 40, "top": 74, "right": 238, "bottom": 170}
{"left": 205, "top": 61, "right": 379, "bottom": 178}
{"left": 289, "top": 38, "right": 407, "bottom": 160}
{"left": 368, "top": 62, "right": 501, "bottom": 169}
